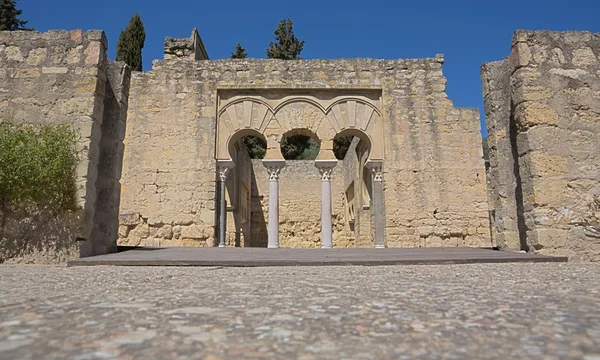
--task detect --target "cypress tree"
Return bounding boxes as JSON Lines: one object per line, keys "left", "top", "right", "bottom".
{"left": 231, "top": 43, "right": 247, "bottom": 59}
{"left": 116, "top": 13, "right": 146, "bottom": 71}
{"left": 266, "top": 19, "right": 304, "bottom": 60}
{"left": 0, "top": 0, "right": 28, "bottom": 31}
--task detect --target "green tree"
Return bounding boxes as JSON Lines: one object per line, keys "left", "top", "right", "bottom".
{"left": 333, "top": 136, "right": 352, "bottom": 160}
{"left": 266, "top": 19, "right": 304, "bottom": 60}
{"left": 242, "top": 136, "right": 266, "bottom": 159}
{"left": 231, "top": 43, "right": 247, "bottom": 59}
{"left": 0, "top": 0, "right": 28, "bottom": 31}
{"left": 116, "top": 13, "right": 146, "bottom": 71}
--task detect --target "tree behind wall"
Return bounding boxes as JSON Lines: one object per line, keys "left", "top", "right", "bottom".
{"left": 116, "top": 13, "right": 146, "bottom": 71}
{"left": 0, "top": 0, "right": 28, "bottom": 31}
{"left": 231, "top": 43, "right": 247, "bottom": 59}
{"left": 266, "top": 19, "right": 305, "bottom": 60}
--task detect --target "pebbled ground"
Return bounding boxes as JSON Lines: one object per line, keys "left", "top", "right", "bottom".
{"left": 0, "top": 263, "right": 599, "bottom": 359}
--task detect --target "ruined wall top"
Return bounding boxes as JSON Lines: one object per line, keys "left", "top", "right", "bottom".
{"left": 164, "top": 28, "right": 209, "bottom": 60}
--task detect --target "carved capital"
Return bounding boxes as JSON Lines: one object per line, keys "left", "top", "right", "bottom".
{"left": 266, "top": 166, "right": 282, "bottom": 181}
{"left": 315, "top": 159, "right": 337, "bottom": 182}
{"left": 319, "top": 167, "right": 334, "bottom": 181}
{"left": 216, "top": 160, "right": 235, "bottom": 182}
{"left": 263, "top": 159, "right": 286, "bottom": 181}
{"left": 366, "top": 162, "right": 383, "bottom": 182}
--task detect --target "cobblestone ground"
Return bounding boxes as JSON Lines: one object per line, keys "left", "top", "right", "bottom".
{"left": 0, "top": 263, "right": 599, "bottom": 359}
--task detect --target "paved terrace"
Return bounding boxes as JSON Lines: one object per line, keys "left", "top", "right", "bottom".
{"left": 0, "top": 263, "right": 599, "bottom": 359}
{"left": 67, "top": 247, "right": 568, "bottom": 267}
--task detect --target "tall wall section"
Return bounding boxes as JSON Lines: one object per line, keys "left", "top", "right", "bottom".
{"left": 482, "top": 30, "right": 600, "bottom": 260}
{"left": 0, "top": 30, "right": 129, "bottom": 262}
{"left": 119, "top": 57, "right": 489, "bottom": 248}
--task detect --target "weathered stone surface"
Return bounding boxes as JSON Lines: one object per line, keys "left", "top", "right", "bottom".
{"left": 118, "top": 211, "right": 140, "bottom": 226}
{"left": 482, "top": 30, "right": 600, "bottom": 261}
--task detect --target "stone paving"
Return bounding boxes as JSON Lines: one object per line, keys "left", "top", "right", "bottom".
{"left": 0, "top": 263, "right": 599, "bottom": 359}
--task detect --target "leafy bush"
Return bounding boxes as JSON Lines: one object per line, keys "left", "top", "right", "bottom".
{"left": 0, "top": 122, "right": 78, "bottom": 225}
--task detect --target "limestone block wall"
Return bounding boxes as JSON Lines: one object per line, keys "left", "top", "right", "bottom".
{"left": 0, "top": 30, "right": 127, "bottom": 262}
{"left": 482, "top": 30, "right": 600, "bottom": 260}
{"left": 118, "top": 57, "right": 489, "bottom": 248}
{"left": 250, "top": 160, "right": 353, "bottom": 248}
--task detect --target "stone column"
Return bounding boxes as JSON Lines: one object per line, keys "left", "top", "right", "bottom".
{"left": 217, "top": 161, "right": 234, "bottom": 248}
{"left": 315, "top": 160, "right": 337, "bottom": 249}
{"left": 263, "top": 160, "right": 285, "bottom": 248}
{"left": 368, "top": 163, "right": 385, "bottom": 248}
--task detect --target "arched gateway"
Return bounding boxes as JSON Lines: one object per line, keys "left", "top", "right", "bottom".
{"left": 215, "top": 92, "right": 385, "bottom": 248}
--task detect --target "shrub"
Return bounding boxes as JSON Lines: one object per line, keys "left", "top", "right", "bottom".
{"left": 0, "top": 122, "right": 78, "bottom": 234}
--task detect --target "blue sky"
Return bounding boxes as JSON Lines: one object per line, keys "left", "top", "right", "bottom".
{"left": 23, "top": 0, "right": 600, "bottom": 137}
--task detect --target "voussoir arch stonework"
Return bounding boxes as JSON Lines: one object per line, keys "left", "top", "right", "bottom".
{"left": 216, "top": 92, "right": 384, "bottom": 163}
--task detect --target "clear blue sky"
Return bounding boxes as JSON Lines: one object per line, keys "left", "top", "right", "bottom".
{"left": 23, "top": 0, "right": 600, "bottom": 137}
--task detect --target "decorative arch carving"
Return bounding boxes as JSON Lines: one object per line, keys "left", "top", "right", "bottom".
{"left": 326, "top": 98, "right": 382, "bottom": 132}
{"left": 274, "top": 99, "right": 326, "bottom": 135}
{"left": 216, "top": 93, "right": 384, "bottom": 163}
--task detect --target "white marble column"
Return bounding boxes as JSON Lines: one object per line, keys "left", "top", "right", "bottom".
{"left": 369, "top": 163, "right": 385, "bottom": 248}
{"left": 263, "top": 160, "right": 285, "bottom": 249}
{"left": 217, "top": 161, "right": 234, "bottom": 248}
{"left": 315, "top": 160, "right": 337, "bottom": 249}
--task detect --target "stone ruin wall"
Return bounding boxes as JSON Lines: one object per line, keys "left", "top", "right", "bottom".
{"left": 482, "top": 30, "right": 600, "bottom": 260}
{"left": 0, "top": 30, "right": 129, "bottom": 263}
{"left": 118, "top": 57, "right": 489, "bottom": 248}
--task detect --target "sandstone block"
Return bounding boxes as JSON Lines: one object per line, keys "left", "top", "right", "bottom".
{"left": 172, "top": 226, "right": 182, "bottom": 239}
{"left": 118, "top": 225, "right": 130, "bottom": 238}
{"left": 119, "top": 211, "right": 140, "bottom": 226}
{"left": 41, "top": 67, "right": 69, "bottom": 74}
{"left": 13, "top": 68, "right": 40, "bottom": 78}
{"left": 5, "top": 46, "right": 23, "bottom": 61}
{"left": 84, "top": 42, "right": 102, "bottom": 65}
{"left": 181, "top": 225, "right": 206, "bottom": 239}
{"left": 26, "top": 48, "right": 47, "bottom": 65}
{"left": 516, "top": 102, "right": 559, "bottom": 127}
{"left": 531, "top": 228, "right": 569, "bottom": 249}
{"left": 66, "top": 46, "right": 82, "bottom": 64}
{"left": 512, "top": 42, "right": 532, "bottom": 67}
{"left": 571, "top": 47, "right": 598, "bottom": 67}
{"left": 530, "top": 179, "right": 568, "bottom": 206}
{"left": 127, "top": 223, "right": 150, "bottom": 244}
{"left": 527, "top": 152, "right": 569, "bottom": 177}
{"left": 157, "top": 225, "right": 173, "bottom": 239}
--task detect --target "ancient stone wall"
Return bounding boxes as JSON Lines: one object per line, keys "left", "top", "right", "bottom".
{"left": 119, "top": 57, "right": 489, "bottom": 248}
{"left": 482, "top": 30, "right": 600, "bottom": 260}
{"left": 0, "top": 30, "right": 128, "bottom": 262}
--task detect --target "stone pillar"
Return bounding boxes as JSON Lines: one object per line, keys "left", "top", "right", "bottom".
{"left": 315, "top": 160, "right": 337, "bottom": 249}
{"left": 263, "top": 160, "right": 285, "bottom": 248}
{"left": 368, "top": 163, "right": 385, "bottom": 248}
{"left": 217, "top": 161, "right": 234, "bottom": 248}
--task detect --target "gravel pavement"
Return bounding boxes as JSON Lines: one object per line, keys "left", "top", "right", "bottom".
{"left": 0, "top": 263, "right": 599, "bottom": 359}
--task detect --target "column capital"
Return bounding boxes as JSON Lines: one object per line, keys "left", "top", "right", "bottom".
{"left": 366, "top": 161, "right": 383, "bottom": 182}
{"left": 315, "top": 159, "right": 337, "bottom": 181}
{"left": 263, "top": 159, "right": 286, "bottom": 181}
{"left": 217, "top": 160, "right": 235, "bottom": 181}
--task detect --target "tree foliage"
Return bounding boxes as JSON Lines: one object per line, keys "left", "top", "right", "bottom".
{"left": 116, "top": 13, "right": 146, "bottom": 71}
{"left": 231, "top": 43, "right": 247, "bottom": 59}
{"left": 281, "top": 135, "right": 319, "bottom": 160}
{"left": 242, "top": 136, "right": 266, "bottom": 159}
{"left": 0, "top": 122, "right": 78, "bottom": 237}
{"left": 0, "top": 0, "right": 28, "bottom": 31}
{"left": 333, "top": 136, "right": 352, "bottom": 160}
{"left": 266, "top": 19, "right": 304, "bottom": 60}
